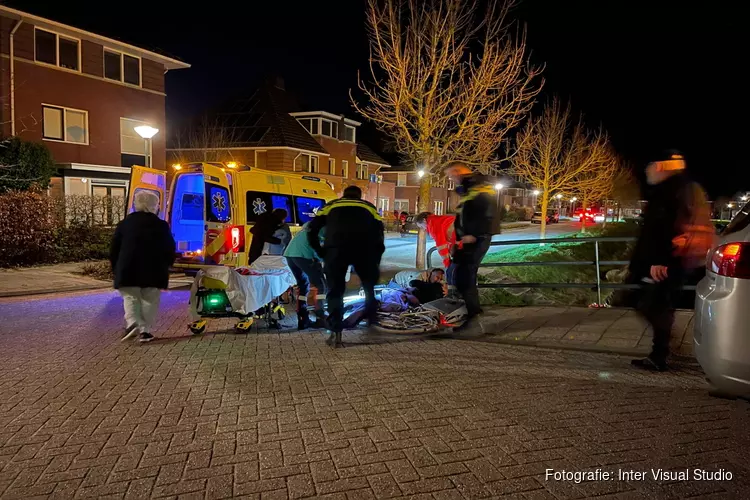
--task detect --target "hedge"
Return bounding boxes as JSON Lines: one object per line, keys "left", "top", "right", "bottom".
{"left": 0, "top": 190, "right": 120, "bottom": 267}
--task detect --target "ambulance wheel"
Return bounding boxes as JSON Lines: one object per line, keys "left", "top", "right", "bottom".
{"left": 235, "top": 318, "right": 254, "bottom": 333}
{"left": 189, "top": 319, "right": 207, "bottom": 335}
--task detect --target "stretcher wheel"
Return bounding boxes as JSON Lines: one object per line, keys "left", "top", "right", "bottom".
{"left": 235, "top": 317, "right": 254, "bottom": 333}
{"left": 273, "top": 304, "right": 286, "bottom": 320}
{"left": 189, "top": 319, "right": 207, "bottom": 335}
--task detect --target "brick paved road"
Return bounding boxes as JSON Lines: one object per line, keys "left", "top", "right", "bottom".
{"left": 1, "top": 291, "right": 749, "bottom": 499}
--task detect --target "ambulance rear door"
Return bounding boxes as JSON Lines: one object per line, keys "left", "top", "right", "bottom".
{"left": 127, "top": 165, "right": 167, "bottom": 219}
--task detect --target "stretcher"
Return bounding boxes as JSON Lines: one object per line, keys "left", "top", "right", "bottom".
{"left": 188, "top": 256, "right": 297, "bottom": 334}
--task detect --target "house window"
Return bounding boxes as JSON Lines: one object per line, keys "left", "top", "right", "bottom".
{"left": 92, "top": 184, "right": 127, "bottom": 225}
{"left": 328, "top": 158, "right": 336, "bottom": 175}
{"left": 397, "top": 173, "right": 407, "bottom": 187}
{"left": 120, "top": 117, "right": 149, "bottom": 167}
{"left": 378, "top": 198, "right": 390, "bottom": 212}
{"left": 297, "top": 118, "right": 319, "bottom": 135}
{"left": 104, "top": 50, "right": 141, "bottom": 86}
{"left": 42, "top": 105, "right": 88, "bottom": 144}
{"left": 341, "top": 160, "right": 349, "bottom": 178}
{"left": 448, "top": 180, "right": 455, "bottom": 190}
{"left": 35, "top": 29, "right": 79, "bottom": 71}
{"left": 394, "top": 199, "right": 409, "bottom": 213}
{"left": 320, "top": 119, "right": 339, "bottom": 139}
{"left": 344, "top": 125, "right": 355, "bottom": 143}
{"left": 434, "top": 201, "right": 444, "bottom": 215}
{"left": 294, "top": 154, "right": 319, "bottom": 173}
{"left": 356, "top": 163, "right": 368, "bottom": 180}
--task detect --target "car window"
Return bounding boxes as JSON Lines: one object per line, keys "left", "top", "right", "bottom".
{"left": 294, "top": 196, "right": 325, "bottom": 224}
{"left": 722, "top": 201, "right": 750, "bottom": 236}
{"left": 533, "top": 212, "right": 542, "bottom": 216}
{"left": 246, "top": 191, "right": 294, "bottom": 224}
{"left": 206, "top": 184, "right": 231, "bottom": 223}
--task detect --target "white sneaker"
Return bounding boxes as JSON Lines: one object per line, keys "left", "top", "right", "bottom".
{"left": 121, "top": 324, "right": 139, "bottom": 341}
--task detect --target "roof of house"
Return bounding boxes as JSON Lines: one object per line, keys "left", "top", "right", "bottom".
{"left": 213, "top": 82, "right": 329, "bottom": 154}
{"left": 0, "top": 5, "right": 189, "bottom": 70}
{"left": 356, "top": 144, "right": 390, "bottom": 167}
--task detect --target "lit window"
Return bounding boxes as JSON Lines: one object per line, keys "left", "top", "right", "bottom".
{"left": 397, "top": 174, "right": 407, "bottom": 186}
{"left": 328, "top": 159, "right": 336, "bottom": 175}
{"left": 357, "top": 163, "right": 368, "bottom": 180}
{"left": 341, "top": 160, "right": 349, "bottom": 178}
{"left": 42, "top": 105, "right": 88, "bottom": 144}
{"left": 35, "top": 29, "right": 79, "bottom": 71}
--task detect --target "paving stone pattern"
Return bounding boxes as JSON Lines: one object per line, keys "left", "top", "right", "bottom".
{"left": 0, "top": 291, "right": 748, "bottom": 499}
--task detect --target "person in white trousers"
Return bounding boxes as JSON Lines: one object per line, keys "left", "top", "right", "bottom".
{"left": 110, "top": 190, "right": 175, "bottom": 342}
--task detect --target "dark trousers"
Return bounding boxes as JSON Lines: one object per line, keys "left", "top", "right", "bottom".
{"left": 324, "top": 247, "right": 381, "bottom": 333}
{"left": 287, "top": 257, "right": 326, "bottom": 312}
{"left": 450, "top": 238, "right": 491, "bottom": 318}
{"left": 635, "top": 274, "right": 683, "bottom": 363}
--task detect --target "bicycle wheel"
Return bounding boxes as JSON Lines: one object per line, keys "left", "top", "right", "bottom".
{"left": 372, "top": 309, "right": 440, "bottom": 334}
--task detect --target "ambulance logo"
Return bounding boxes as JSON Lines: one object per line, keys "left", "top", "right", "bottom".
{"left": 212, "top": 192, "right": 226, "bottom": 213}
{"left": 252, "top": 197, "right": 267, "bottom": 215}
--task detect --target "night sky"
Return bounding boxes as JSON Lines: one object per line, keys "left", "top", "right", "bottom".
{"left": 10, "top": 0, "right": 747, "bottom": 198}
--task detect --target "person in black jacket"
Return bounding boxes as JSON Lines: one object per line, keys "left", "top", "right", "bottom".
{"left": 248, "top": 208, "right": 288, "bottom": 265}
{"left": 444, "top": 162, "right": 496, "bottom": 332}
{"left": 629, "top": 150, "right": 713, "bottom": 371}
{"left": 110, "top": 191, "right": 176, "bottom": 343}
{"left": 308, "top": 185, "right": 385, "bottom": 347}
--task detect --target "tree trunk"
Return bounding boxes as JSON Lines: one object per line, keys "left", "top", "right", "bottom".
{"left": 580, "top": 199, "right": 588, "bottom": 233}
{"left": 539, "top": 193, "right": 550, "bottom": 240}
{"left": 415, "top": 175, "right": 432, "bottom": 268}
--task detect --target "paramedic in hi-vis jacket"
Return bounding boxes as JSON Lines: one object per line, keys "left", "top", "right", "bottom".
{"left": 308, "top": 186, "right": 385, "bottom": 348}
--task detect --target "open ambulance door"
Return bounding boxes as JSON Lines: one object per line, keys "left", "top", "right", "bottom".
{"left": 127, "top": 165, "right": 167, "bottom": 219}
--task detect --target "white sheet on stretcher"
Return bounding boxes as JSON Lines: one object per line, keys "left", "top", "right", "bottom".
{"left": 189, "top": 256, "right": 296, "bottom": 319}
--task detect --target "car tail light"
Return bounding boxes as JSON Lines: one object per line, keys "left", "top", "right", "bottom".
{"left": 710, "top": 243, "right": 750, "bottom": 278}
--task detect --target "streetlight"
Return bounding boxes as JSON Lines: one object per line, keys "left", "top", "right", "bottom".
{"left": 417, "top": 169, "right": 425, "bottom": 178}
{"left": 494, "top": 182, "right": 504, "bottom": 191}
{"left": 532, "top": 190, "right": 540, "bottom": 196}
{"left": 742, "top": 195, "right": 748, "bottom": 202}
{"left": 494, "top": 183, "right": 504, "bottom": 220}
{"left": 532, "top": 189, "right": 540, "bottom": 208}
{"left": 134, "top": 125, "right": 159, "bottom": 168}
{"left": 555, "top": 193, "right": 563, "bottom": 199}
{"left": 570, "top": 196, "right": 577, "bottom": 215}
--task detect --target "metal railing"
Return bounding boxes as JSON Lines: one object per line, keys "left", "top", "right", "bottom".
{"left": 427, "top": 236, "right": 696, "bottom": 305}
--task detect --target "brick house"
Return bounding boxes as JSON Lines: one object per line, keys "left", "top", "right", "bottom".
{"left": 167, "top": 80, "right": 392, "bottom": 206}
{"left": 0, "top": 5, "right": 189, "bottom": 203}
{"left": 379, "top": 167, "right": 460, "bottom": 216}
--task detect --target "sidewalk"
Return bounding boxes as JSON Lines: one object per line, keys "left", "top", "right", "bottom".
{"left": 477, "top": 305, "right": 694, "bottom": 357}
{"left": 0, "top": 262, "right": 193, "bottom": 298}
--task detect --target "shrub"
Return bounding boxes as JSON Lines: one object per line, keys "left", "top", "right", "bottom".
{"left": 78, "top": 261, "right": 114, "bottom": 281}
{"left": 0, "top": 190, "right": 56, "bottom": 266}
{"left": 502, "top": 210, "right": 519, "bottom": 222}
{"left": 0, "top": 191, "right": 119, "bottom": 267}
{"left": 0, "top": 137, "right": 56, "bottom": 193}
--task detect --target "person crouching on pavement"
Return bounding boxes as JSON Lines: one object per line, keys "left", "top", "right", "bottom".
{"left": 308, "top": 186, "right": 385, "bottom": 348}
{"left": 285, "top": 222, "right": 327, "bottom": 330}
{"left": 444, "top": 162, "right": 496, "bottom": 333}
{"left": 111, "top": 191, "right": 175, "bottom": 343}
{"left": 628, "top": 150, "right": 713, "bottom": 371}
{"left": 414, "top": 211, "right": 457, "bottom": 294}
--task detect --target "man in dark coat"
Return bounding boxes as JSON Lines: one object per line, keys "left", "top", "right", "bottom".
{"left": 248, "top": 208, "right": 288, "bottom": 265}
{"left": 444, "top": 162, "right": 496, "bottom": 333}
{"left": 111, "top": 190, "right": 176, "bottom": 343}
{"left": 629, "top": 150, "right": 713, "bottom": 371}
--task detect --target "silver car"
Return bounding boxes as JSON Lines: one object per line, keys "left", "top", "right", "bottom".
{"left": 694, "top": 202, "right": 750, "bottom": 398}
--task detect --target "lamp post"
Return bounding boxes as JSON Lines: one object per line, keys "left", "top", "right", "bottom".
{"left": 532, "top": 189, "right": 540, "bottom": 208}
{"left": 134, "top": 125, "right": 159, "bottom": 168}
{"left": 555, "top": 193, "right": 563, "bottom": 212}
{"left": 570, "top": 196, "right": 577, "bottom": 216}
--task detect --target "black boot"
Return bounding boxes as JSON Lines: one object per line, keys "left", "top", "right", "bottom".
{"left": 326, "top": 331, "right": 343, "bottom": 348}
{"left": 297, "top": 303, "right": 311, "bottom": 330}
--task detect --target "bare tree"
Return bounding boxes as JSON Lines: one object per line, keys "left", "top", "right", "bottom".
{"left": 353, "top": 0, "right": 543, "bottom": 266}
{"left": 168, "top": 115, "right": 240, "bottom": 165}
{"left": 609, "top": 166, "right": 641, "bottom": 221}
{"left": 572, "top": 153, "right": 618, "bottom": 232}
{"left": 512, "top": 98, "right": 613, "bottom": 238}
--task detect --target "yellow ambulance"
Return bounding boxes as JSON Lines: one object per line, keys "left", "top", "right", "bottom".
{"left": 126, "top": 162, "right": 338, "bottom": 271}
